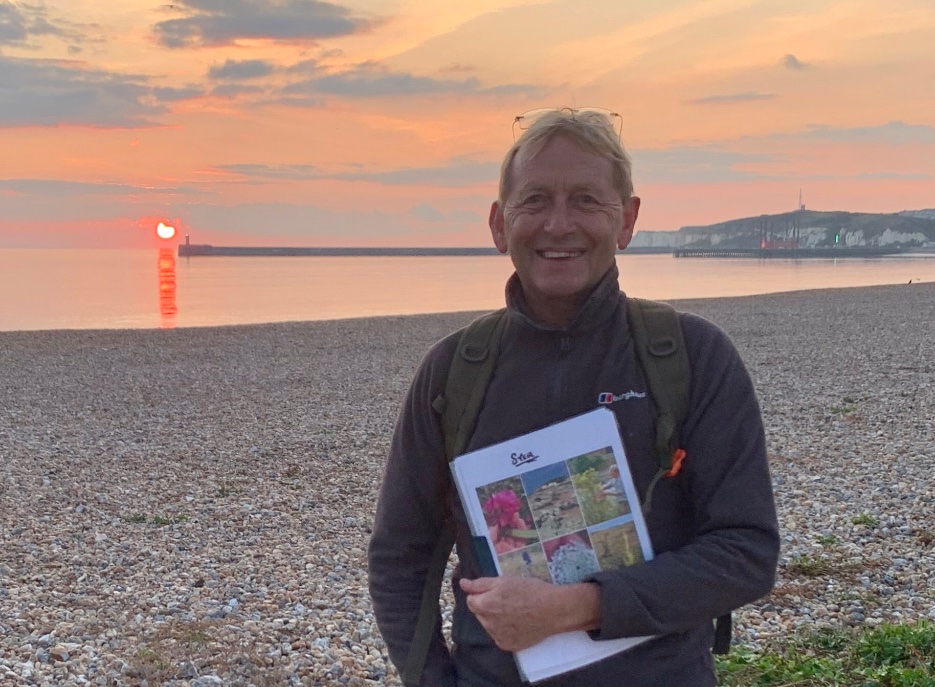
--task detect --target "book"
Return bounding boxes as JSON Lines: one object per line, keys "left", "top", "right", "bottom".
{"left": 450, "top": 407, "right": 656, "bottom": 683}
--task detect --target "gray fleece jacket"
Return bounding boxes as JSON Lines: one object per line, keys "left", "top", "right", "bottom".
{"left": 368, "top": 266, "right": 780, "bottom": 686}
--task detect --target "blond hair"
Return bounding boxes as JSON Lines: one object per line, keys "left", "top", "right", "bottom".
{"left": 499, "top": 109, "right": 634, "bottom": 204}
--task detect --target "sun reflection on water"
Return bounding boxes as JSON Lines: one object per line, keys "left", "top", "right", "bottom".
{"left": 158, "top": 248, "right": 178, "bottom": 329}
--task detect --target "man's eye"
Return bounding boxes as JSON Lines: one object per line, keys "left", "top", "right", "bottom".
{"left": 521, "top": 194, "right": 547, "bottom": 207}
{"left": 576, "top": 195, "right": 600, "bottom": 206}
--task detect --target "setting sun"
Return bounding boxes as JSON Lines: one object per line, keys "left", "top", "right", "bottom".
{"left": 156, "top": 222, "right": 176, "bottom": 240}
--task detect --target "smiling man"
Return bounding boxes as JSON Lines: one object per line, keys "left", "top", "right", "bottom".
{"left": 369, "top": 109, "right": 779, "bottom": 687}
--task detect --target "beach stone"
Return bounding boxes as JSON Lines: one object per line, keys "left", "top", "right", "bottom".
{"left": 0, "top": 283, "right": 933, "bottom": 685}
{"left": 192, "top": 677, "right": 223, "bottom": 687}
{"left": 49, "top": 645, "right": 69, "bottom": 662}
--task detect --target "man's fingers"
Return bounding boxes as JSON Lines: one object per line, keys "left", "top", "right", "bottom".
{"left": 459, "top": 576, "right": 498, "bottom": 595}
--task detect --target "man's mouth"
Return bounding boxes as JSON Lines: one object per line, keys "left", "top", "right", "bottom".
{"left": 538, "top": 250, "right": 583, "bottom": 259}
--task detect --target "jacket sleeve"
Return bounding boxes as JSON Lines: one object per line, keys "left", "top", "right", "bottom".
{"left": 367, "top": 339, "right": 458, "bottom": 687}
{"left": 587, "top": 314, "right": 780, "bottom": 639}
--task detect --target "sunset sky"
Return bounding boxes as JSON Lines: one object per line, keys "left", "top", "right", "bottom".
{"left": 1, "top": 0, "right": 933, "bottom": 248}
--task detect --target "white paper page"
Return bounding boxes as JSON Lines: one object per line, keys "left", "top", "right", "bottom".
{"left": 450, "top": 408, "right": 657, "bottom": 682}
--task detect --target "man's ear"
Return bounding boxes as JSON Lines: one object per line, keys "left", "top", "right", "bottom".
{"left": 489, "top": 201, "right": 508, "bottom": 253}
{"left": 617, "top": 196, "right": 641, "bottom": 250}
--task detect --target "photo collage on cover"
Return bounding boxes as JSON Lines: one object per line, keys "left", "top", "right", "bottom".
{"left": 475, "top": 447, "right": 645, "bottom": 585}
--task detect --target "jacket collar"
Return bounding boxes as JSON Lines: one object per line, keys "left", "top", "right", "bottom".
{"left": 505, "top": 264, "right": 622, "bottom": 334}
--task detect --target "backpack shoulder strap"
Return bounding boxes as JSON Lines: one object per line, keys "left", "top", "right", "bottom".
{"left": 626, "top": 297, "right": 690, "bottom": 513}
{"left": 626, "top": 298, "right": 732, "bottom": 654}
{"left": 438, "top": 308, "right": 509, "bottom": 461}
{"left": 403, "top": 308, "right": 508, "bottom": 687}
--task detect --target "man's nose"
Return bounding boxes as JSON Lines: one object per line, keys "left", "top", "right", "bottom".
{"left": 543, "top": 199, "right": 573, "bottom": 235}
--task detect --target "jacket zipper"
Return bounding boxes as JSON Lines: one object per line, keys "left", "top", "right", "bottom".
{"left": 550, "top": 332, "right": 573, "bottom": 411}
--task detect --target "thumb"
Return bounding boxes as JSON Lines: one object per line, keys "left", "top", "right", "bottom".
{"left": 460, "top": 576, "right": 498, "bottom": 595}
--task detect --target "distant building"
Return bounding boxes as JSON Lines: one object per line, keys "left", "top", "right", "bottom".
{"left": 629, "top": 230, "right": 679, "bottom": 248}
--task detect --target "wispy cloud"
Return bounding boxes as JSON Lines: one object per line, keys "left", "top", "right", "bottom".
{"left": 331, "top": 159, "right": 499, "bottom": 185}
{"left": 687, "top": 92, "right": 775, "bottom": 106}
{"left": 216, "top": 163, "right": 323, "bottom": 180}
{"left": 802, "top": 121, "right": 935, "bottom": 145}
{"left": 263, "top": 95, "right": 325, "bottom": 108}
{"left": 280, "top": 61, "right": 540, "bottom": 99}
{"left": 0, "top": 1, "right": 63, "bottom": 44}
{"left": 208, "top": 59, "right": 276, "bottom": 80}
{"left": 301, "top": 70, "right": 481, "bottom": 97}
{"left": 153, "top": 0, "right": 372, "bottom": 48}
{"left": 211, "top": 83, "right": 266, "bottom": 98}
{"left": 0, "top": 179, "right": 206, "bottom": 196}
{"left": 216, "top": 158, "right": 500, "bottom": 186}
{"left": 856, "top": 172, "right": 933, "bottom": 180}
{"left": 439, "top": 63, "right": 476, "bottom": 74}
{"left": 409, "top": 203, "right": 445, "bottom": 221}
{"left": 0, "top": 55, "right": 163, "bottom": 128}
{"left": 781, "top": 53, "right": 809, "bottom": 70}
{"left": 154, "top": 86, "right": 205, "bottom": 102}
{"left": 631, "top": 147, "right": 781, "bottom": 183}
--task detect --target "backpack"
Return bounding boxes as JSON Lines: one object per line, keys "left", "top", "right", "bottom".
{"left": 401, "top": 298, "right": 730, "bottom": 687}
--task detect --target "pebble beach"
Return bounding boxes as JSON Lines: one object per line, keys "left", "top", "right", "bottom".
{"left": 2, "top": 282, "right": 934, "bottom": 686}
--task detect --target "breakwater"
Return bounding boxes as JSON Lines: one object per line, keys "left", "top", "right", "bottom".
{"left": 178, "top": 244, "right": 905, "bottom": 259}
{"left": 673, "top": 247, "right": 900, "bottom": 258}
{"left": 177, "top": 244, "right": 673, "bottom": 257}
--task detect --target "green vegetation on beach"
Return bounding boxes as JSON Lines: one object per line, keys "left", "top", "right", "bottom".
{"left": 715, "top": 620, "right": 935, "bottom": 686}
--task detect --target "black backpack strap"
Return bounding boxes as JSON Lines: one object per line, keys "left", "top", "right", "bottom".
{"left": 712, "top": 613, "right": 732, "bottom": 654}
{"left": 626, "top": 297, "right": 690, "bottom": 514}
{"left": 402, "top": 309, "right": 508, "bottom": 687}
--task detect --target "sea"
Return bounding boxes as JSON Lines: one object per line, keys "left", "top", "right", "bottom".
{"left": 1, "top": 248, "right": 933, "bottom": 332}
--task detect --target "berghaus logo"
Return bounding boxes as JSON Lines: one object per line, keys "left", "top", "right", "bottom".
{"left": 598, "top": 390, "right": 647, "bottom": 404}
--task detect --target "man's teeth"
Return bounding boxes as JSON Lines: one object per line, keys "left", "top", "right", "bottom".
{"left": 541, "top": 251, "right": 581, "bottom": 258}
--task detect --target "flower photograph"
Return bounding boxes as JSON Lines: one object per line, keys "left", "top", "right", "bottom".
{"left": 476, "top": 477, "right": 538, "bottom": 554}
{"left": 543, "top": 531, "right": 601, "bottom": 585}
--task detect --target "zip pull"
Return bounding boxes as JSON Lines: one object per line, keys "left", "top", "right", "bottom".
{"left": 664, "top": 448, "right": 687, "bottom": 478}
{"left": 642, "top": 448, "right": 687, "bottom": 513}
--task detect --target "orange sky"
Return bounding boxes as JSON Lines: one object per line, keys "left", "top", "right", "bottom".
{"left": 1, "top": 0, "right": 933, "bottom": 248}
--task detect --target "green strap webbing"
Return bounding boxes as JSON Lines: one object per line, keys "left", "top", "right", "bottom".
{"left": 626, "top": 297, "right": 690, "bottom": 514}
{"left": 627, "top": 299, "right": 731, "bottom": 654}
{"left": 401, "top": 528, "right": 455, "bottom": 687}
{"left": 441, "top": 309, "right": 508, "bottom": 462}
{"left": 402, "top": 309, "right": 507, "bottom": 687}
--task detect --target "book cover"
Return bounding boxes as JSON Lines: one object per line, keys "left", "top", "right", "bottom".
{"left": 450, "top": 408, "right": 656, "bottom": 683}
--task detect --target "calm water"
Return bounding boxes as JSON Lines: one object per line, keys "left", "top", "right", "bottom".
{"left": 1, "top": 248, "right": 933, "bottom": 332}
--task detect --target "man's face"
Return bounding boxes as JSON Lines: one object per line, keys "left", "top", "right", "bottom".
{"left": 489, "top": 135, "right": 640, "bottom": 325}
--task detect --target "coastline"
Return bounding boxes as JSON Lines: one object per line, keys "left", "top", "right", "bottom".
{"left": 2, "top": 282, "right": 934, "bottom": 685}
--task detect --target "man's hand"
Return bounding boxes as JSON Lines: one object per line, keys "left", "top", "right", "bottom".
{"left": 459, "top": 577, "right": 601, "bottom": 652}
